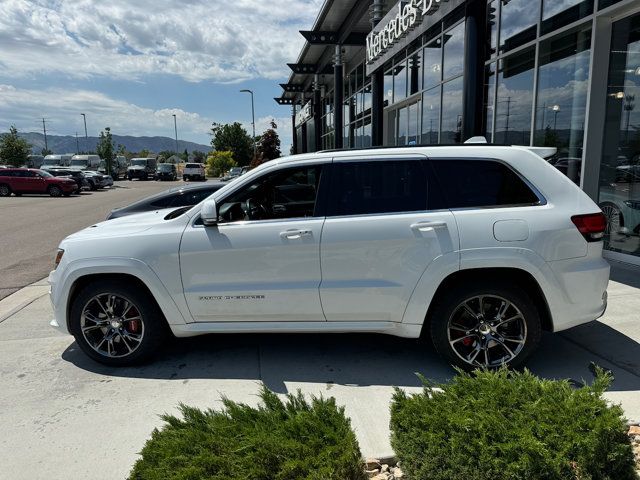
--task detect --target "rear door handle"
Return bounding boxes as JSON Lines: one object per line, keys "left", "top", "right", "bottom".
{"left": 280, "top": 229, "right": 312, "bottom": 240}
{"left": 410, "top": 221, "right": 448, "bottom": 232}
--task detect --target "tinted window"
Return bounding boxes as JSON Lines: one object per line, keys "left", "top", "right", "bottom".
{"left": 185, "top": 163, "right": 200, "bottom": 168}
{"left": 430, "top": 159, "right": 540, "bottom": 208}
{"left": 328, "top": 161, "right": 428, "bottom": 216}
{"left": 149, "top": 196, "right": 176, "bottom": 208}
{"left": 175, "top": 188, "right": 218, "bottom": 206}
{"left": 218, "top": 166, "right": 322, "bottom": 222}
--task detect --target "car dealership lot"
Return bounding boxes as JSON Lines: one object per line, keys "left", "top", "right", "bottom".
{"left": 0, "top": 180, "right": 187, "bottom": 300}
{"left": 0, "top": 263, "right": 639, "bottom": 479}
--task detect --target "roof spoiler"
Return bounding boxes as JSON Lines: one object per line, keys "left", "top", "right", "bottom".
{"left": 463, "top": 137, "right": 557, "bottom": 159}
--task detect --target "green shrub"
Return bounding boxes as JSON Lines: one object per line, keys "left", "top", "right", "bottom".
{"left": 206, "top": 150, "right": 237, "bottom": 177}
{"left": 390, "top": 368, "right": 636, "bottom": 480}
{"left": 129, "top": 386, "right": 366, "bottom": 480}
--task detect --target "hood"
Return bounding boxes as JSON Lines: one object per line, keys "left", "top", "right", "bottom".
{"left": 64, "top": 208, "right": 174, "bottom": 241}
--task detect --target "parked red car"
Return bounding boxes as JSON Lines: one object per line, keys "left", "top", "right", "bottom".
{"left": 0, "top": 168, "right": 78, "bottom": 197}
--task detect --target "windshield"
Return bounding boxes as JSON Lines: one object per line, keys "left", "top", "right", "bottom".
{"left": 131, "top": 159, "right": 148, "bottom": 166}
{"left": 230, "top": 167, "right": 241, "bottom": 174}
{"left": 43, "top": 159, "right": 60, "bottom": 165}
{"left": 37, "top": 170, "right": 53, "bottom": 178}
{"left": 158, "top": 164, "right": 173, "bottom": 171}
{"left": 70, "top": 159, "right": 88, "bottom": 167}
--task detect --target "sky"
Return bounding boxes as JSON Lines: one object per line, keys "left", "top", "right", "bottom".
{"left": 0, "top": 0, "right": 322, "bottom": 152}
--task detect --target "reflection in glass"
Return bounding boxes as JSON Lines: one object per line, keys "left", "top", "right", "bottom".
{"left": 363, "top": 119, "right": 372, "bottom": 148}
{"left": 541, "top": 0, "right": 593, "bottom": 35}
{"left": 408, "top": 102, "right": 420, "bottom": 145}
{"left": 483, "top": 63, "right": 497, "bottom": 141}
{"left": 397, "top": 107, "right": 408, "bottom": 146}
{"left": 500, "top": 0, "right": 539, "bottom": 53}
{"left": 408, "top": 50, "right": 423, "bottom": 96}
{"left": 363, "top": 84, "right": 372, "bottom": 113}
{"left": 495, "top": 47, "right": 535, "bottom": 145}
{"left": 534, "top": 26, "right": 591, "bottom": 184}
{"left": 441, "top": 77, "right": 464, "bottom": 144}
{"left": 487, "top": 0, "right": 498, "bottom": 58}
{"left": 393, "top": 60, "right": 407, "bottom": 103}
{"left": 384, "top": 69, "right": 394, "bottom": 106}
{"left": 422, "top": 87, "right": 440, "bottom": 144}
{"left": 423, "top": 39, "right": 442, "bottom": 90}
{"left": 598, "top": 0, "right": 621, "bottom": 11}
{"left": 598, "top": 12, "right": 640, "bottom": 258}
{"left": 443, "top": 22, "right": 465, "bottom": 80}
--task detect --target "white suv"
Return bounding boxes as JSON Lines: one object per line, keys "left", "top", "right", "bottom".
{"left": 49, "top": 146, "right": 609, "bottom": 369}
{"left": 183, "top": 163, "right": 206, "bottom": 181}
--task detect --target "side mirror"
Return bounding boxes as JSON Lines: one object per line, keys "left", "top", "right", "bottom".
{"left": 201, "top": 198, "right": 218, "bottom": 226}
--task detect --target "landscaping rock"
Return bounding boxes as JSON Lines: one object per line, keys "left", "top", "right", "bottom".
{"left": 365, "top": 458, "right": 381, "bottom": 470}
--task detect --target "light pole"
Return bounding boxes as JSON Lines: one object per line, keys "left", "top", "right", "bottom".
{"left": 240, "top": 89, "right": 256, "bottom": 156}
{"left": 552, "top": 104, "right": 560, "bottom": 132}
{"left": 80, "top": 113, "right": 88, "bottom": 152}
{"left": 172, "top": 114, "right": 179, "bottom": 157}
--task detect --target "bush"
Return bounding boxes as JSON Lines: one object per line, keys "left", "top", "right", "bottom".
{"left": 206, "top": 150, "right": 237, "bottom": 177}
{"left": 129, "top": 386, "right": 366, "bottom": 480}
{"left": 390, "top": 368, "right": 636, "bottom": 480}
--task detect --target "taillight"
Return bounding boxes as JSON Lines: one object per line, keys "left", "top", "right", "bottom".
{"left": 571, "top": 213, "right": 606, "bottom": 242}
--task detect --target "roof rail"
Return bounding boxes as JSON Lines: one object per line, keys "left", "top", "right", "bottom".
{"left": 314, "top": 142, "right": 513, "bottom": 154}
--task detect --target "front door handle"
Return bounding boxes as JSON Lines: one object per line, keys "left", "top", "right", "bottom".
{"left": 280, "top": 229, "right": 312, "bottom": 240}
{"left": 410, "top": 221, "right": 447, "bottom": 232}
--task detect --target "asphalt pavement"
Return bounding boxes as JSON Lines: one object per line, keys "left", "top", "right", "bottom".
{"left": 0, "top": 180, "right": 186, "bottom": 300}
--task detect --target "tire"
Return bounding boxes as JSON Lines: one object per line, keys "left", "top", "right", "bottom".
{"left": 600, "top": 202, "right": 624, "bottom": 235}
{"left": 183, "top": 175, "right": 188, "bottom": 181}
{"left": 48, "top": 185, "right": 62, "bottom": 197}
{"left": 69, "top": 279, "right": 169, "bottom": 366}
{"left": 89, "top": 180, "right": 97, "bottom": 191}
{"left": 429, "top": 280, "right": 542, "bottom": 371}
{"left": 63, "top": 191, "right": 71, "bottom": 197}
{"left": 0, "top": 184, "right": 11, "bottom": 197}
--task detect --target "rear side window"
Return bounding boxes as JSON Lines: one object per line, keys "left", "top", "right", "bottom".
{"left": 150, "top": 196, "right": 176, "bottom": 208}
{"left": 430, "top": 159, "right": 540, "bottom": 208}
{"left": 185, "top": 163, "right": 200, "bottom": 168}
{"left": 328, "top": 160, "right": 428, "bottom": 216}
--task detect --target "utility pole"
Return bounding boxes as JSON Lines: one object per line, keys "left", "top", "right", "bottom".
{"left": 81, "top": 113, "right": 88, "bottom": 152}
{"left": 240, "top": 89, "right": 256, "bottom": 156}
{"left": 42, "top": 118, "right": 48, "bottom": 152}
{"left": 172, "top": 114, "right": 179, "bottom": 156}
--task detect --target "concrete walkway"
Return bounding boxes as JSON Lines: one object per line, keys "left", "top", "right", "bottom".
{"left": 0, "top": 262, "right": 639, "bottom": 480}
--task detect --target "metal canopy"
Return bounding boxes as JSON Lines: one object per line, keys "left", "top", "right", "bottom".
{"left": 280, "top": 83, "right": 306, "bottom": 93}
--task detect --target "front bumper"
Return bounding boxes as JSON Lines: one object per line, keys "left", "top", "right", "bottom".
{"left": 48, "top": 269, "right": 70, "bottom": 335}
{"left": 128, "top": 170, "right": 147, "bottom": 178}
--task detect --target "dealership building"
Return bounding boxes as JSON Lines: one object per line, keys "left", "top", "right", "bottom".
{"left": 275, "top": 0, "right": 640, "bottom": 264}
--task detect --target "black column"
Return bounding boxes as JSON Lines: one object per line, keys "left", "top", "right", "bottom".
{"left": 291, "top": 105, "right": 298, "bottom": 154}
{"left": 313, "top": 77, "right": 322, "bottom": 152}
{"left": 333, "top": 46, "right": 344, "bottom": 149}
{"left": 462, "top": 0, "right": 486, "bottom": 141}
{"left": 301, "top": 122, "right": 308, "bottom": 153}
{"left": 371, "top": 69, "right": 384, "bottom": 146}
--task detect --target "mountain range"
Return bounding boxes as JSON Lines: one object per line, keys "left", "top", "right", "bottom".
{"left": 19, "top": 132, "right": 211, "bottom": 155}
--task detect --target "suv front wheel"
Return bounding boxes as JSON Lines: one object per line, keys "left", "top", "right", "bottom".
{"left": 69, "top": 280, "right": 168, "bottom": 366}
{"left": 430, "top": 281, "right": 542, "bottom": 370}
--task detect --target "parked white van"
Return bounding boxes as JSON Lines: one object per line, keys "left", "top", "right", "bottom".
{"left": 69, "top": 154, "right": 101, "bottom": 171}
{"left": 49, "top": 145, "right": 609, "bottom": 369}
{"left": 41, "top": 154, "right": 74, "bottom": 170}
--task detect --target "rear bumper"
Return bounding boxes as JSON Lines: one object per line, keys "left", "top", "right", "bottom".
{"left": 546, "top": 254, "right": 610, "bottom": 332}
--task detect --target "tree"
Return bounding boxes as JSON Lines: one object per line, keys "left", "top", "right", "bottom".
{"left": 210, "top": 122, "right": 253, "bottom": 167}
{"left": 96, "top": 127, "right": 115, "bottom": 175}
{"left": 116, "top": 144, "right": 127, "bottom": 157}
{"left": 192, "top": 150, "right": 207, "bottom": 163}
{"left": 41, "top": 148, "right": 53, "bottom": 156}
{"left": 159, "top": 150, "right": 176, "bottom": 162}
{"left": 256, "top": 119, "right": 281, "bottom": 165}
{"left": 206, "top": 151, "right": 237, "bottom": 177}
{"left": 0, "top": 126, "right": 31, "bottom": 166}
{"left": 182, "top": 149, "right": 189, "bottom": 162}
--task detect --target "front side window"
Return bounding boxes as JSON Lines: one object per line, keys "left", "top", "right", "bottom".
{"left": 218, "top": 165, "right": 323, "bottom": 222}
{"left": 430, "top": 159, "right": 540, "bottom": 208}
{"left": 328, "top": 160, "right": 428, "bottom": 216}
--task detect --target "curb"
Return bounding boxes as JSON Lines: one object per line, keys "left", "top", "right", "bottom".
{"left": 0, "top": 277, "right": 49, "bottom": 323}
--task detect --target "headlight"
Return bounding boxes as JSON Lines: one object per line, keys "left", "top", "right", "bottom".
{"left": 623, "top": 200, "right": 640, "bottom": 210}
{"left": 54, "top": 249, "right": 64, "bottom": 269}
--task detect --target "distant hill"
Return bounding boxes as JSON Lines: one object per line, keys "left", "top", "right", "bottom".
{"left": 19, "top": 132, "right": 211, "bottom": 155}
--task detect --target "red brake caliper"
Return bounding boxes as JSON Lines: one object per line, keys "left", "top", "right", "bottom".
{"left": 462, "top": 337, "right": 474, "bottom": 347}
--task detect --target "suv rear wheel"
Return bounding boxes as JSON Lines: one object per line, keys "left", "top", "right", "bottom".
{"left": 0, "top": 184, "right": 11, "bottom": 196}
{"left": 48, "top": 185, "right": 62, "bottom": 197}
{"left": 69, "top": 280, "right": 168, "bottom": 366}
{"left": 430, "top": 281, "right": 542, "bottom": 370}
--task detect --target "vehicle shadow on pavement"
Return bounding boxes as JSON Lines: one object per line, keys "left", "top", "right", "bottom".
{"left": 61, "top": 329, "right": 640, "bottom": 394}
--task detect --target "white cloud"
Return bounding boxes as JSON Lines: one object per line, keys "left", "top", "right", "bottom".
{"left": 0, "top": 0, "right": 321, "bottom": 82}
{"left": 0, "top": 84, "right": 293, "bottom": 150}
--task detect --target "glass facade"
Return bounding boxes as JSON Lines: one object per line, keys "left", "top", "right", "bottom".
{"left": 345, "top": 63, "right": 372, "bottom": 148}
{"left": 599, "top": 12, "right": 640, "bottom": 258}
